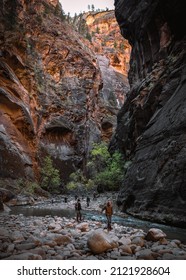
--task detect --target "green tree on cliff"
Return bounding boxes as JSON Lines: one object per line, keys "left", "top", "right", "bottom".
{"left": 40, "top": 156, "right": 60, "bottom": 192}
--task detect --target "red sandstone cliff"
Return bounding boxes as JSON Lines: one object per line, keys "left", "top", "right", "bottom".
{"left": 0, "top": 0, "right": 130, "bottom": 183}
{"left": 0, "top": 0, "right": 101, "bottom": 181}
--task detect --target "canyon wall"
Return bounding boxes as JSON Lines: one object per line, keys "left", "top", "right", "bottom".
{"left": 74, "top": 10, "right": 131, "bottom": 141}
{"left": 84, "top": 11, "right": 130, "bottom": 109}
{"left": 112, "top": 0, "right": 186, "bottom": 226}
{"left": 0, "top": 0, "right": 101, "bottom": 182}
{"left": 0, "top": 0, "right": 130, "bottom": 183}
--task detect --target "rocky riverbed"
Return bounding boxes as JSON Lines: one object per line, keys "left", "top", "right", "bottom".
{"left": 0, "top": 194, "right": 186, "bottom": 260}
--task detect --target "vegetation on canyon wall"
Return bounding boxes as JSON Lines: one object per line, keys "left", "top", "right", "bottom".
{"left": 14, "top": 142, "right": 130, "bottom": 196}
{"left": 66, "top": 142, "right": 130, "bottom": 194}
{"left": 0, "top": 0, "right": 130, "bottom": 196}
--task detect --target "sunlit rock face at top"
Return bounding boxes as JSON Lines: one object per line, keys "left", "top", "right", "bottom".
{"left": 81, "top": 10, "right": 131, "bottom": 108}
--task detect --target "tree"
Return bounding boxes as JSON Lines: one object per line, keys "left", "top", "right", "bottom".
{"left": 88, "top": 5, "right": 91, "bottom": 11}
{"left": 114, "top": 41, "right": 117, "bottom": 48}
{"left": 86, "top": 32, "right": 92, "bottom": 42}
{"left": 40, "top": 156, "right": 60, "bottom": 192}
{"left": 67, "top": 12, "right": 71, "bottom": 23}
{"left": 88, "top": 142, "right": 126, "bottom": 191}
{"left": 96, "top": 26, "right": 100, "bottom": 34}
{"left": 91, "top": 4, "right": 95, "bottom": 11}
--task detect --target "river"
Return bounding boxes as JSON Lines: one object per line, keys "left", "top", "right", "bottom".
{"left": 10, "top": 202, "right": 186, "bottom": 244}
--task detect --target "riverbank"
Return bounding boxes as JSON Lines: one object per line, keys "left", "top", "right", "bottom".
{"left": 0, "top": 193, "right": 186, "bottom": 260}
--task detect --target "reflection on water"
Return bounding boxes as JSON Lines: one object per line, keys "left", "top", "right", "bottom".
{"left": 11, "top": 206, "right": 75, "bottom": 219}
{"left": 10, "top": 204, "right": 186, "bottom": 244}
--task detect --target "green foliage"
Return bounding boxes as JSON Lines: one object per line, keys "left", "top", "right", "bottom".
{"left": 91, "top": 4, "right": 95, "bottom": 11}
{"left": 85, "top": 179, "right": 94, "bottom": 190}
{"left": 96, "top": 26, "right": 100, "bottom": 34}
{"left": 66, "top": 181, "right": 76, "bottom": 191}
{"left": 66, "top": 142, "right": 131, "bottom": 194}
{"left": 40, "top": 156, "right": 60, "bottom": 192}
{"left": 16, "top": 179, "right": 40, "bottom": 195}
{"left": 86, "top": 32, "right": 92, "bottom": 42}
{"left": 114, "top": 41, "right": 117, "bottom": 48}
{"left": 66, "top": 170, "right": 95, "bottom": 194}
{"left": 91, "top": 142, "right": 110, "bottom": 165}
{"left": 69, "top": 169, "right": 86, "bottom": 183}
{"left": 89, "top": 142, "right": 125, "bottom": 191}
{"left": 26, "top": 181, "right": 40, "bottom": 194}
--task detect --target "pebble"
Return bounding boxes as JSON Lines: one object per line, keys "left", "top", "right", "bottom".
{"left": 0, "top": 194, "right": 186, "bottom": 260}
{"left": 0, "top": 213, "right": 186, "bottom": 260}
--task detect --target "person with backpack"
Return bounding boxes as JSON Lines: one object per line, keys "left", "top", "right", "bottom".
{"left": 75, "top": 198, "right": 82, "bottom": 222}
{"left": 102, "top": 200, "right": 113, "bottom": 230}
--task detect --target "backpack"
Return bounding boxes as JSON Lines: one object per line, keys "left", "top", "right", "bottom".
{"left": 105, "top": 205, "right": 112, "bottom": 215}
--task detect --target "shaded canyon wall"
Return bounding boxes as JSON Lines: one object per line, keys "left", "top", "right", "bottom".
{"left": 112, "top": 0, "right": 186, "bottom": 226}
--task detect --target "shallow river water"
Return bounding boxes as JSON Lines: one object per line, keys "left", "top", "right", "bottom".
{"left": 10, "top": 203, "right": 186, "bottom": 244}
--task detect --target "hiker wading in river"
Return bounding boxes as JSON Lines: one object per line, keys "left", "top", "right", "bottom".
{"left": 75, "top": 198, "right": 82, "bottom": 222}
{"left": 102, "top": 200, "right": 113, "bottom": 230}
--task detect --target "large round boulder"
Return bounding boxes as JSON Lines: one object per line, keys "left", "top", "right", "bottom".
{"left": 87, "top": 229, "right": 118, "bottom": 254}
{"left": 146, "top": 228, "right": 167, "bottom": 242}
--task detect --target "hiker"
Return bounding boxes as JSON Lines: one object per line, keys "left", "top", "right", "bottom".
{"left": 75, "top": 198, "right": 82, "bottom": 222}
{"left": 86, "top": 196, "right": 90, "bottom": 207}
{"left": 102, "top": 200, "right": 113, "bottom": 230}
{"left": 93, "top": 191, "right": 96, "bottom": 200}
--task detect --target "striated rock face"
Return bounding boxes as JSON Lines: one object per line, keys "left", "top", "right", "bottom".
{"left": 85, "top": 11, "right": 131, "bottom": 140}
{"left": 84, "top": 11, "right": 130, "bottom": 76}
{"left": 112, "top": 0, "right": 186, "bottom": 226}
{"left": 0, "top": 0, "right": 104, "bottom": 181}
{"left": 75, "top": 11, "right": 131, "bottom": 141}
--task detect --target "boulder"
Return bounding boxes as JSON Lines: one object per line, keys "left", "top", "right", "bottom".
{"left": 53, "top": 234, "right": 72, "bottom": 246}
{"left": 0, "top": 188, "right": 15, "bottom": 202}
{"left": 118, "top": 236, "right": 131, "bottom": 246}
{"left": 5, "top": 252, "right": 42, "bottom": 260}
{"left": 119, "top": 244, "right": 133, "bottom": 255}
{"left": 87, "top": 229, "right": 118, "bottom": 254}
{"left": 131, "top": 236, "right": 145, "bottom": 247}
{"left": 146, "top": 228, "right": 167, "bottom": 242}
{"left": 76, "top": 222, "right": 89, "bottom": 232}
{"left": 136, "top": 249, "right": 155, "bottom": 260}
